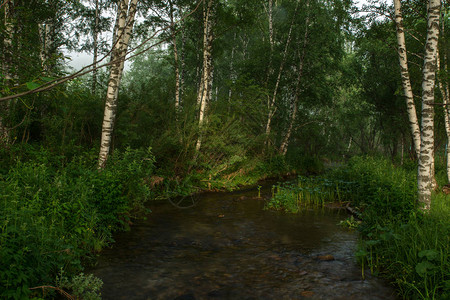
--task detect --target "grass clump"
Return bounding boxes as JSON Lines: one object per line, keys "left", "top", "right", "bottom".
{"left": 265, "top": 176, "right": 350, "bottom": 212}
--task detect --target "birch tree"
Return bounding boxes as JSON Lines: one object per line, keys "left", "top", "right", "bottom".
{"left": 195, "top": 0, "right": 214, "bottom": 152}
{"left": 265, "top": 1, "right": 299, "bottom": 142}
{"left": 418, "top": 0, "right": 440, "bottom": 210}
{"left": 0, "top": 0, "right": 14, "bottom": 145}
{"left": 92, "top": 0, "right": 100, "bottom": 93}
{"left": 98, "top": 0, "right": 139, "bottom": 168}
{"left": 279, "top": 0, "right": 310, "bottom": 155}
{"left": 393, "top": 0, "right": 421, "bottom": 158}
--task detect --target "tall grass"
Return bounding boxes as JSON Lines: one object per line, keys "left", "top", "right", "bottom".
{"left": 265, "top": 176, "right": 353, "bottom": 212}
{"left": 335, "top": 157, "right": 449, "bottom": 299}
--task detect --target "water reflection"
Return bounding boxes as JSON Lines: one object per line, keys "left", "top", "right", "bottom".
{"left": 90, "top": 185, "right": 396, "bottom": 300}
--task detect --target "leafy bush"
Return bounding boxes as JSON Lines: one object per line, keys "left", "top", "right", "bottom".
{"left": 0, "top": 146, "right": 155, "bottom": 299}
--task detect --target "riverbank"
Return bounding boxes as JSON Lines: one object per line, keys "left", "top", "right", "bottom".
{"left": 0, "top": 145, "right": 303, "bottom": 299}
{"left": 268, "top": 157, "right": 450, "bottom": 299}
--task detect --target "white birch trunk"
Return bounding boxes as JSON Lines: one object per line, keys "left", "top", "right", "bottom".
{"left": 279, "top": 1, "right": 309, "bottom": 155}
{"left": 92, "top": 0, "right": 100, "bottom": 93}
{"left": 394, "top": 0, "right": 421, "bottom": 159}
{"left": 169, "top": 0, "right": 181, "bottom": 112}
{"left": 418, "top": 0, "right": 440, "bottom": 210}
{"left": 1, "top": 0, "right": 14, "bottom": 145}
{"left": 195, "top": 0, "right": 214, "bottom": 152}
{"left": 265, "top": 1, "right": 300, "bottom": 139}
{"left": 98, "top": 0, "right": 138, "bottom": 168}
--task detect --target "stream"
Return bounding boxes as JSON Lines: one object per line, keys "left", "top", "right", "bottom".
{"left": 89, "top": 184, "right": 397, "bottom": 299}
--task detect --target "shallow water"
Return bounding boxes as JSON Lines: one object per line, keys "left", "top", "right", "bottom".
{"left": 89, "top": 185, "right": 397, "bottom": 299}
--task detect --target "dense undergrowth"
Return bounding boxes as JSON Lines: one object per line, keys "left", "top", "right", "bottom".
{"left": 0, "top": 146, "right": 156, "bottom": 299}
{"left": 338, "top": 157, "right": 450, "bottom": 300}
{"left": 267, "top": 156, "right": 450, "bottom": 299}
{"left": 0, "top": 143, "right": 302, "bottom": 299}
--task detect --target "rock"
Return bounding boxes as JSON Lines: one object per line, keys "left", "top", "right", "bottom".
{"left": 301, "top": 291, "right": 315, "bottom": 297}
{"left": 317, "top": 255, "right": 335, "bottom": 261}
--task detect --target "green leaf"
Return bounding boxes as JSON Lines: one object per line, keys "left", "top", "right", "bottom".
{"left": 418, "top": 249, "right": 439, "bottom": 262}
{"left": 40, "top": 77, "right": 54, "bottom": 82}
{"left": 415, "top": 261, "right": 436, "bottom": 277}
{"left": 26, "top": 82, "right": 40, "bottom": 90}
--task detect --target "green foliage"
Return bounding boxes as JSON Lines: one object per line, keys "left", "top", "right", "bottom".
{"left": 56, "top": 269, "right": 103, "bottom": 300}
{"left": 333, "top": 157, "right": 449, "bottom": 299}
{"left": 0, "top": 146, "right": 155, "bottom": 299}
{"left": 330, "top": 156, "right": 416, "bottom": 225}
{"left": 265, "top": 175, "right": 346, "bottom": 213}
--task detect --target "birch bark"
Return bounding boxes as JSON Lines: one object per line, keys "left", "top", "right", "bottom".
{"left": 393, "top": 0, "right": 421, "bottom": 159}
{"left": 98, "top": 0, "right": 138, "bottom": 168}
{"left": 0, "top": 0, "right": 14, "bottom": 145}
{"left": 169, "top": 0, "right": 181, "bottom": 112}
{"left": 92, "top": 0, "right": 100, "bottom": 93}
{"left": 195, "top": 0, "right": 214, "bottom": 152}
{"left": 279, "top": 1, "right": 309, "bottom": 155}
{"left": 418, "top": 0, "right": 440, "bottom": 210}
{"left": 265, "top": 1, "right": 300, "bottom": 140}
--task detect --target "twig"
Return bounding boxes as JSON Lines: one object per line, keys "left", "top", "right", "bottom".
{"left": 29, "top": 286, "right": 75, "bottom": 300}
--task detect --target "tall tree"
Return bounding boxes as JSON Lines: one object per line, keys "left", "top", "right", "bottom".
{"left": 265, "top": 1, "right": 299, "bottom": 143}
{"left": 418, "top": 0, "right": 440, "bottom": 210}
{"left": 279, "top": 0, "right": 310, "bottom": 155}
{"left": 98, "top": 0, "right": 139, "bottom": 168}
{"left": 195, "top": 0, "right": 214, "bottom": 152}
{"left": 393, "top": 0, "right": 421, "bottom": 159}
{"left": 0, "top": 0, "right": 14, "bottom": 145}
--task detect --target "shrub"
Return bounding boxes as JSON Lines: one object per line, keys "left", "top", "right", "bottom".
{"left": 0, "top": 146, "right": 155, "bottom": 299}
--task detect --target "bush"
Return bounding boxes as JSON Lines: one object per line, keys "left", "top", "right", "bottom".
{"left": 0, "top": 146, "right": 155, "bottom": 299}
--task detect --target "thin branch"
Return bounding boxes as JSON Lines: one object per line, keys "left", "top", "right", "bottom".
{"left": 29, "top": 286, "right": 75, "bottom": 300}
{"left": 0, "top": 0, "right": 9, "bottom": 9}
{"left": 0, "top": 0, "right": 203, "bottom": 102}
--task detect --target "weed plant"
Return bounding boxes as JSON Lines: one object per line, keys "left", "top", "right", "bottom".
{"left": 0, "top": 146, "right": 155, "bottom": 299}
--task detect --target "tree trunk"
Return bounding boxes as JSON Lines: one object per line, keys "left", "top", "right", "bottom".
{"left": 169, "top": 0, "right": 181, "bottom": 112}
{"left": 98, "top": 0, "right": 138, "bottom": 168}
{"left": 279, "top": 0, "right": 309, "bottom": 155}
{"left": 418, "top": 0, "right": 440, "bottom": 210}
{"left": 393, "top": 0, "right": 421, "bottom": 159}
{"left": 265, "top": 1, "right": 300, "bottom": 140}
{"left": 195, "top": 0, "right": 214, "bottom": 152}
{"left": 92, "top": 0, "right": 100, "bottom": 93}
{"left": 0, "top": 0, "right": 14, "bottom": 145}
{"left": 228, "top": 33, "right": 236, "bottom": 102}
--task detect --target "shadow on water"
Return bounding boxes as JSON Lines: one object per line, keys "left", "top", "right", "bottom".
{"left": 89, "top": 183, "right": 397, "bottom": 300}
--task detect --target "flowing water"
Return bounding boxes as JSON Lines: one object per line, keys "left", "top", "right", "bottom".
{"left": 89, "top": 184, "right": 396, "bottom": 300}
